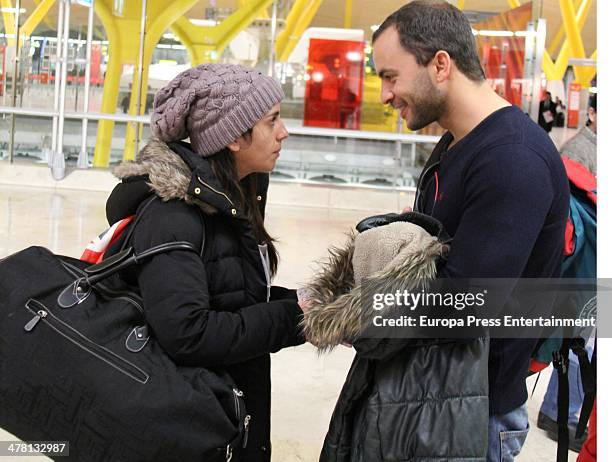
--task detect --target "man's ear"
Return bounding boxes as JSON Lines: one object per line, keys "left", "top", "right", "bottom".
{"left": 430, "top": 50, "right": 451, "bottom": 83}
{"left": 587, "top": 107, "right": 596, "bottom": 123}
{"left": 227, "top": 139, "right": 241, "bottom": 152}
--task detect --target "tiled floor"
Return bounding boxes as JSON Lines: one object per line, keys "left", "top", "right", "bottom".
{"left": 0, "top": 184, "right": 577, "bottom": 461}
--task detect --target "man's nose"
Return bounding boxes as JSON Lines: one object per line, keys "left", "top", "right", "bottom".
{"left": 380, "top": 85, "right": 394, "bottom": 106}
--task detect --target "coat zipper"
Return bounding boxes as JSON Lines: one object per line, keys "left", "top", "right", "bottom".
{"left": 197, "top": 176, "right": 236, "bottom": 207}
{"left": 24, "top": 299, "right": 150, "bottom": 384}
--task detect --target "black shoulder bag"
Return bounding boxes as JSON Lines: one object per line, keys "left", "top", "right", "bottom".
{"left": 0, "top": 198, "right": 247, "bottom": 462}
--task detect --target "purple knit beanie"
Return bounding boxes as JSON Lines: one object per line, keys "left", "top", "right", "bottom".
{"left": 150, "top": 63, "right": 284, "bottom": 157}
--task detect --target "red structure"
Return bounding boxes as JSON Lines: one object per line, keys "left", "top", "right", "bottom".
{"left": 475, "top": 3, "right": 531, "bottom": 107}
{"left": 0, "top": 45, "right": 6, "bottom": 96}
{"left": 567, "top": 83, "right": 582, "bottom": 128}
{"left": 304, "top": 38, "right": 364, "bottom": 129}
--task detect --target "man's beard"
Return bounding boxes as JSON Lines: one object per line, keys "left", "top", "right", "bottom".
{"left": 405, "top": 71, "right": 446, "bottom": 131}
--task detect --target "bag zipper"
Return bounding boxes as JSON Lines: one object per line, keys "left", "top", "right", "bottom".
{"left": 24, "top": 299, "right": 150, "bottom": 384}
{"left": 232, "top": 388, "right": 244, "bottom": 420}
{"left": 231, "top": 388, "right": 250, "bottom": 449}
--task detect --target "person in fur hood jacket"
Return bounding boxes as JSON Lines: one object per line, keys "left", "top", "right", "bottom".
{"left": 302, "top": 212, "right": 490, "bottom": 462}
{"left": 103, "top": 63, "right": 305, "bottom": 462}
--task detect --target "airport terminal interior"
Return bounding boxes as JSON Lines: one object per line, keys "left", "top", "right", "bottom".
{"left": 0, "top": 0, "right": 597, "bottom": 460}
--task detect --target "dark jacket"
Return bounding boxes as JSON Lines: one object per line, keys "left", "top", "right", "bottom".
{"left": 105, "top": 139, "right": 305, "bottom": 462}
{"left": 414, "top": 105, "right": 569, "bottom": 414}
{"left": 538, "top": 99, "right": 557, "bottom": 132}
{"left": 302, "top": 227, "right": 489, "bottom": 461}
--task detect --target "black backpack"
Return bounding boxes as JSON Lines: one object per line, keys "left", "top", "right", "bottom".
{"left": 0, "top": 203, "right": 248, "bottom": 461}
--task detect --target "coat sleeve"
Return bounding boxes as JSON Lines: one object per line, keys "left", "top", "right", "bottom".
{"left": 132, "top": 200, "right": 305, "bottom": 368}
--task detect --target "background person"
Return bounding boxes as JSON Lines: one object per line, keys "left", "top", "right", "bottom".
{"left": 539, "top": 91, "right": 558, "bottom": 133}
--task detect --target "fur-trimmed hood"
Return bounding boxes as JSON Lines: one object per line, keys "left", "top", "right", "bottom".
{"left": 302, "top": 220, "right": 448, "bottom": 351}
{"left": 112, "top": 138, "right": 217, "bottom": 216}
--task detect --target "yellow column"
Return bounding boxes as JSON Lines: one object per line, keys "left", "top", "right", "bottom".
{"left": 93, "top": 0, "right": 199, "bottom": 166}
{"left": 507, "top": 0, "right": 521, "bottom": 9}
{"left": 170, "top": 18, "right": 200, "bottom": 64}
{"left": 32, "top": 0, "right": 55, "bottom": 31}
{"left": 122, "top": 47, "right": 153, "bottom": 161}
{"left": 170, "top": 0, "right": 274, "bottom": 66}
{"left": 276, "top": 0, "right": 323, "bottom": 62}
{"left": 1, "top": 0, "right": 16, "bottom": 47}
{"left": 21, "top": 0, "right": 56, "bottom": 37}
{"left": 551, "top": 0, "right": 591, "bottom": 79}
{"left": 344, "top": 0, "right": 352, "bottom": 29}
{"left": 92, "top": 0, "right": 121, "bottom": 167}
{"left": 122, "top": 0, "right": 200, "bottom": 161}
{"left": 547, "top": 0, "right": 581, "bottom": 57}
{"left": 558, "top": 0, "right": 590, "bottom": 84}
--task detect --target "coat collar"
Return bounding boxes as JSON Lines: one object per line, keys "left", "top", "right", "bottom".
{"left": 114, "top": 138, "right": 266, "bottom": 222}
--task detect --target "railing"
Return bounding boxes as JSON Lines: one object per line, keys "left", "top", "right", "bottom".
{"left": 0, "top": 106, "right": 440, "bottom": 191}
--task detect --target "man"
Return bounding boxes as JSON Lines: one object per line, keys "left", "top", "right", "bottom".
{"left": 559, "top": 92, "right": 597, "bottom": 175}
{"left": 539, "top": 91, "right": 558, "bottom": 133}
{"left": 372, "top": 2, "right": 569, "bottom": 461}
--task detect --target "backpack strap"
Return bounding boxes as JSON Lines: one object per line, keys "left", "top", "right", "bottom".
{"left": 553, "top": 336, "right": 571, "bottom": 462}
{"left": 572, "top": 337, "right": 596, "bottom": 438}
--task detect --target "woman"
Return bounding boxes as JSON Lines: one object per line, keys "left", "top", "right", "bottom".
{"left": 104, "top": 63, "right": 305, "bottom": 461}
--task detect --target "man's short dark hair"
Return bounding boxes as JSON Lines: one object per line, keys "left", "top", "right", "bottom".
{"left": 372, "top": 0, "right": 486, "bottom": 82}
{"left": 588, "top": 93, "right": 597, "bottom": 112}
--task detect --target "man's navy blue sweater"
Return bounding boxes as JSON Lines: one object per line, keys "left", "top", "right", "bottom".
{"left": 414, "top": 105, "right": 570, "bottom": 415}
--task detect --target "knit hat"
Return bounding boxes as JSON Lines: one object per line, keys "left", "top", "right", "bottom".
{"left": 150, "top": 63, "right": 284, "bottom": 157}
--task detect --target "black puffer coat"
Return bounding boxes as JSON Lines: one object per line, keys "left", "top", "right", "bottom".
{"left": 105, "top": 139, "right": 304, "bottom": 462}
{"left": 302, "top": 220, "right": 489, "bottom": 462}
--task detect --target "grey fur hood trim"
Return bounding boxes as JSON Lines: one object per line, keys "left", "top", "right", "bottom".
{"left": 113, "top": 138, "right": 217, "bottom": 214}
{"left": 302, "top": 225, "right": 446, "bottom": 352}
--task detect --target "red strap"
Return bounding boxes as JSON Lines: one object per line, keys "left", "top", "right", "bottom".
{"left": 529, "top": 359, "right": 550, "bottom": 374}
{"left": 564, "top": 215, "right": 575, "bottom": 257}
{"left": 562, "top": 156, "right": 597, "bottom": 205}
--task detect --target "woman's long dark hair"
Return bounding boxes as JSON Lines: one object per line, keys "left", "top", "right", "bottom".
{"left": 207, "top": 137, "right": 279, "bottom": 275}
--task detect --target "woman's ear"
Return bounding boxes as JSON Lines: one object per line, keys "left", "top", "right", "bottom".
{"left": 227, "top": 139, "right": 241, "bottom": 152}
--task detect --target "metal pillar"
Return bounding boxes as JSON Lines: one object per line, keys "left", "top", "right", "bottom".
{"left": 7, "top": 0, "right": 22, "bottom": 164}
{"left": 52, "top": 0, "right": 70, "bottom": 180}
{"left": 268, "top": 0, "right": 277, "bottom": 77}
{"left": 78, "top": 0, "right": 95, "bottom": 169}
{"left": 133, "top": 0, "right": 147, "bottom": 157}
{"left": 528, "top": 19, "right": 546, "bottom": 124}
{"left": 51, "top": 0, "right": 64, "bottom": 166}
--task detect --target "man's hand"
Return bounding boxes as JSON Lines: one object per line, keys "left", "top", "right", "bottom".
{"left": 402, "top": 205, "right": 413, "bottom": 213}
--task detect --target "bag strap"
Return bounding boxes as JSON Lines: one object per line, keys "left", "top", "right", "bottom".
{"left": 572, "top": 337, "right": 596, "bottom": 438}
{"left": 119, "top": 195, "right": 157, "bottom": 252}
{"left": 553, "top": 337, "right": 571, "bottom": 462}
